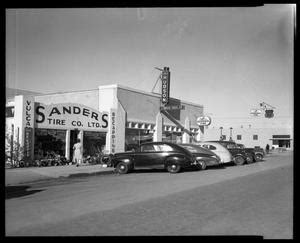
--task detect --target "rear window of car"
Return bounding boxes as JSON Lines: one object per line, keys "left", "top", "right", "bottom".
{"left": 208, "top": 145, "right": 217, "bottom": 150}
{"left": 200, "top": 144, "right": 216, "bottom": 150}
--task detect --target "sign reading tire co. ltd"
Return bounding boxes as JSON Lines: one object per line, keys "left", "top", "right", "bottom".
{"left": 197, "top": 116, "right": 212, "bottom": 126}
{"left": 35, "top": 103, "right": 109, "bottom": 131}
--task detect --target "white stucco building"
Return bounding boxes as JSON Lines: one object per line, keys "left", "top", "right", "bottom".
{"left": 5, "top": 84, "right": 204, "bottom": 162}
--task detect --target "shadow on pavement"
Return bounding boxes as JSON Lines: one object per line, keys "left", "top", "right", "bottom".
{"left": 125, "top": 165, "right": 227, "bottom": 174}
{"left": 127, "top": 168, "right": 166, "bottom": 174}
{"left": 5, "top": 185, "right": 44, "bottom": 199}
{"left": 66, "top": 170, "right": 115, "bottom": 178}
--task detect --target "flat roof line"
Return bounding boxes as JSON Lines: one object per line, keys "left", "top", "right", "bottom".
{"left": 114, "top": 84, "right": 203, "bottom": 108}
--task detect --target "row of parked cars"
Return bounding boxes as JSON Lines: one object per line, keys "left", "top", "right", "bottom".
{"left": 111, "top": 140, "right": 265, "bottom": 174}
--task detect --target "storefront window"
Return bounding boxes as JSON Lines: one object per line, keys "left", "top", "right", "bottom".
{"left": 83, "top": 131, "right": 106, "bottom": 157}
{"left": 162, "top": 131, "right": 182, "bottom": 144}
{"left": 125, "top": 128, "right": 153, "bottom": 151}
{"left": 34, "top": 129, "right": 66, "bottom": 159}
{"left": 6, "top": 106, "right": 14, "bottom": 118}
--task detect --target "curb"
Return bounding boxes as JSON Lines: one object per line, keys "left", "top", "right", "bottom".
{"left": 5, "top": 168, "right": 116, "bottom": 186}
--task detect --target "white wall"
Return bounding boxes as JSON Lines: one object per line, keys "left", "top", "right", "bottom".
{"left": 204, "top": 126, "right": 293, "bottom": 149}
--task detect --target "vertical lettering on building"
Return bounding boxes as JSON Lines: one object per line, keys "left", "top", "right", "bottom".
{"left": 111, "top": 111, "right": 116, "bottom": 154}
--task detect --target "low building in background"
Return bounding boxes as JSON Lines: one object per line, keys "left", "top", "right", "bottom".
{"left": 203, "top": 116, "right": 293, "bottom": 150}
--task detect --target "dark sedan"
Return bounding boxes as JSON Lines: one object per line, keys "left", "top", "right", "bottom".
{"left": 112, "top": 142, "right": 199, "bottom": 174}
{"left": 208, "top": 140, "right": 254, "bottom": 165}
{"left": 236, "top": 143, "right": 265, "bottom": 162}
{"left": 178, "top": 143, "right": 221, "bottom": 170}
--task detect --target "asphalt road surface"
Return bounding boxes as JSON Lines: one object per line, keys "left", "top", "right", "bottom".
{"left": 6, "top": 152, "right": 293, "bottom": 238}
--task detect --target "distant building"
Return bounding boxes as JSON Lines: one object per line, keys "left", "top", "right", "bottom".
{"left": 204, "top": 116, "right": 293, "bottom": 150}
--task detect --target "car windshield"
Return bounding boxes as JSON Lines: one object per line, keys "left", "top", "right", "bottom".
{"left": 226, "top": 144, "right": 238, "bottom": 149}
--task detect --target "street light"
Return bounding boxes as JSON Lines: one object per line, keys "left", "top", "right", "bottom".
{"left": 219, "top": 127, "right": 223, "bottom": 140}
{"left": 229, "top": 127, "right": 233, "bottom": 141}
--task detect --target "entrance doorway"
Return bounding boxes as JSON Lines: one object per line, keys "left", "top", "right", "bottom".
{"left": 278, "top": 140, "right": 291, "bottom": 148}
{"left": 70, "top": 130, "right": 80, "bottom": 162}
{"left": 271, "top": 135, "right": 291, "bottom": 149}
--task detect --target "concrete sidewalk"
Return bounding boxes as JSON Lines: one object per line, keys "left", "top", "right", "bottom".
{"left": 5, "top": 150, "right": 292, "bottom": 186}
{"left": 5, "top": 164, "right": 115, "bottom": 186}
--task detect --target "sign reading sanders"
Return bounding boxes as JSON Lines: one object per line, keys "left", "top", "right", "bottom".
{"left": 35, "top": 103, "right": 109, "bottom": 131}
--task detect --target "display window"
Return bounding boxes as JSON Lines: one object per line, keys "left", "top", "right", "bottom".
{"left": 162, "top": 131, "right": 182, "bottom": 144}
{"left": 34, "top": 129, "right": 66, "bottom": 159}
{"left": 83, "top": 131, "right": 106, "bottom": 157}
{"left": 125, "top": 128, "right": 153, "bottom": 151}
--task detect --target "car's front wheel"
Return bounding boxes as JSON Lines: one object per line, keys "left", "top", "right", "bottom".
{"left": 233, "top": 155, "right": 245, "bottom": 165}
{"left": 115, "top": 162, "right": 129, "bottom": 174}
{"left": 254, "top": 154, "right": 263, "bottom": 162}
{"left": 166, "top": 163, "right": 181, "bottom": 173}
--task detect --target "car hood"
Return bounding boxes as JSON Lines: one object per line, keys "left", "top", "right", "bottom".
{"left": 113, "top": 152, "right": 135, "bottom": 157}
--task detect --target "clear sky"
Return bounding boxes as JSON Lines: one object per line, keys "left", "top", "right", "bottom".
{"left": 6, "top": 5, "right": 294, "bottom": 120}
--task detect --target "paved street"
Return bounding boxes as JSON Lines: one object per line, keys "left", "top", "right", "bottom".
{"left": 5, "top": 152, "right": 293, "bottom": 238}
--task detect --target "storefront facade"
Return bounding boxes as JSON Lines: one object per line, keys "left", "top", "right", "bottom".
{"left": 5, "top": 84, "right": 204, "bottom": 162}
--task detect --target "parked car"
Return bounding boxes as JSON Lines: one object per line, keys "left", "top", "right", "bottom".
{"left": 236, "top": 143, "right": 264, "bottom": 162}
{"left": 196, "top": 141, "right": 233, "bottom": 164}
{"left": 178, "top": 143, "right": 221, "bottom": 170}
{"left": 208, "top": 140, "right": 254, "bottom": 165}
{"left": 112, "top": 142, "right": 200, "bottom": 174}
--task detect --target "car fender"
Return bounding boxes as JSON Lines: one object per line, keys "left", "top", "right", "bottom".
{"left": 233, "top": 153, "right": 246, "bottom": 158}
{"left": 254, "top": 151, "right": 264, "bottom": 156}
{"left": 112, "top": 156, "right": 134, "bottom": 168}
{"left": 164, "top": 155, "right": 189, "bottom": 167}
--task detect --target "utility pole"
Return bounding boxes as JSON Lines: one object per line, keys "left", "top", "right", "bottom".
{"left": 10, "top": 124, "right": 14, "bottom": 166}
